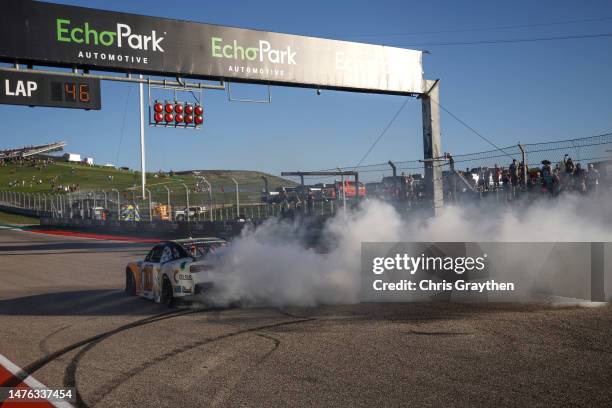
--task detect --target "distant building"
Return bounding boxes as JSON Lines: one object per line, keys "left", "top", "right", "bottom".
{"left": 63, "top": 153, "right": 81, "bottom": 162}
{"left": 83, "top": 157, "right": 94, "bottom": 165}
{"left": 103, "top": 163, "right": 116, "bottom": 168}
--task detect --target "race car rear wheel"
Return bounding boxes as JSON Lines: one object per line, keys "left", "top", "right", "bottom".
{"left": 125, "top": 269, "right": 136, "bottom": 295}
{"left": 161, "top": 277, "right": 175, "bottom": 307}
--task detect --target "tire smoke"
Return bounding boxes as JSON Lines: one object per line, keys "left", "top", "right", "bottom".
{"left": 204, "top": 191, "right": 612, "bottom": 307}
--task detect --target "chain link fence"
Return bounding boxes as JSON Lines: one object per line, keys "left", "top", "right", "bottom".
{"left": 0, "top": 187, "right": 339, "bottom": 222}
{"left": 1, "top": 133, "right": 611, "bottom": 221}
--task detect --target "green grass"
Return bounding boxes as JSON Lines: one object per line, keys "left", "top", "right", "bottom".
{"left": 0, "top": 161, "right": 296, "bottom": 204}
{"left": 0, "top": 210, "right": 39, "bottom": 226}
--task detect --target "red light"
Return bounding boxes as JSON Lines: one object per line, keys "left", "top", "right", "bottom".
{"left": 175, "top": 103, "right": 184, "bottom": 114}
{"left": 195, "top": 115, "right": 203, "bottom": 125}
{"left": 153, "top": 102, "right": 163, "bottom": 113}
{"left": 194, "top": 105, "right": 203, "bottom": 115}
{"left": 185, "top": 104, "right": 194, "bottom": 114}
{"left": 164, "top": 103, "right": 174, "bottom": 113}
{"left": 184, "top": 114, "right": 193, "bottom": 124}
{"left": 175, "top": 113, "right": 184, "bottom": 123}
{"left": 154, "top": 112, "right": 163, "bottom": 123}
{"left": 164, "top": 113, "right": 174, "bottom": 122}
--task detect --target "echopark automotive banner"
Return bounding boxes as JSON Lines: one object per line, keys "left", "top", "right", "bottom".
{"left": 0, "top": 0, "right": 424, "bottom": 95}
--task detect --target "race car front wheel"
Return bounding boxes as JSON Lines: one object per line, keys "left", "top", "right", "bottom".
{"left": 125, "top": 269, "right": 136, "bottom": 295}
{"left": 160, "top": 277, "right": 175, "bottom": 307}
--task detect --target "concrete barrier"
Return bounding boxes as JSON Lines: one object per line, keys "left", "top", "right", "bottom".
{"left": 40, "top": 217, "right": 251, "bottom": 239}
{"left": 0, "top": 204, "right": 52, "bottom": 219}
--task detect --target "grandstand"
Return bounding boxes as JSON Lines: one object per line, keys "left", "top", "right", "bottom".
{"left": 0, "top": 141, "right": 66, "bottom": 161}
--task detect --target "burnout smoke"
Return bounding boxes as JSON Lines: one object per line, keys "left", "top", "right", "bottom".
{"left": 205, "top": 191, "right": 612, "bottom": 307}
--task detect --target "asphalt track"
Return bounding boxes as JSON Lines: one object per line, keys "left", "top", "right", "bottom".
{"left": 1, "top": 228, "right": 612, "bottom": 407}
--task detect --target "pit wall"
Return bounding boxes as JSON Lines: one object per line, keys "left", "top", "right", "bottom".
{"left": 0, "top": 204, "right": 52, "bottom": 218}
{"left": 40, "top": 217, "right": 251, "bottom": 240}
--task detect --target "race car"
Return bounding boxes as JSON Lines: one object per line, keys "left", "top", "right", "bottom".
{"left": 125, "top": 237, "right": 227, "bottom": 306}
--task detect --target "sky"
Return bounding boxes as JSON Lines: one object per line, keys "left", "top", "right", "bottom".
{"left": 1, "top": 0, "right": 611, "bottom": 178}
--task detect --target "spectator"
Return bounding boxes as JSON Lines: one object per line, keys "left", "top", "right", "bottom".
{"left": 564, "top": 155, "right": 575, "bottom": 174}
{"left": 502, "top": 171, "right": 511, "bottom": 201}
{"left": 574, "top": 163, "right": 587, "bottom": 193}
{"left": 552, "top": 168, "right": 562, "bottom": 196}
{"left": 493, "top": 164, "right": 501, "bottom": 190}
{"left": 509, "top": 159, "right": 519, "bottom": 187}
{"left": 586, "top": 163, "right": 600, "bottom": 194}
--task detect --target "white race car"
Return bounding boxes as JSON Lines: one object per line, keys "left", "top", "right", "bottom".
{"left": 125, "top": 238, "right": 226, "bottom": 306}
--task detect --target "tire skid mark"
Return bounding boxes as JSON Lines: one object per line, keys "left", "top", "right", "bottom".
{"left": 83, "top": 317, "right": 315, "bottom": 407}
{"left": 254, "top": 332, "right": 281, "bottom": 364}
{"left": 209, "top": 332, "right": 282, "bottom": 408}
{"left": 38, "top": 317, "right": 101, "bottom": 357}
{"left": 0, "top": 308, "right": 205, "bottom": 389}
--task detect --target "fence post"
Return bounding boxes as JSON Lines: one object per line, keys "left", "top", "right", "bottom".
{"left": 182, "top": 183, "right": 190, "bottom": 222}
{"left": 232, "top": 178, "right": 240, "bottom": 219}
{"left": 518, "top": 143, "right": 527, "bottom": 192}
{"left": 145, "top": 188, "right": 152, "bottom": 222}
{"left": 202, "top": 178, "right": 213, "bottom": 221}
{"left": 112, "top": 189, "right": 120, "bottom": 220}
{"left": 164, "top": 186, "right": 171, "bottom": 221}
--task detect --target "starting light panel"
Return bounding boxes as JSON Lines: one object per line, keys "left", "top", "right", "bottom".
{"left": 150, "top": 100, "right": 203, "bottom": 128}
{"left": 0, "top": 70, "right": 101, "bottom": 110}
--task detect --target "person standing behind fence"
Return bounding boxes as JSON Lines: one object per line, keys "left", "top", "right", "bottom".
{"left": 574, "top": 163, "right": 587, "bottom": 193}
{"left": 586, "top": 163, "right": 600, "bottom": 194}
{"left": 307, "top": 189, "right": 314, "bottom": 213}
{"left": 564, "top": 155, "right": 575, "bottom": 174}
{"left": 541, "top": 161, "right": 553, "bottom": 195}
{"left": 564, "top": 155, "right": 575, "bottom": 191}
{"left": 280, "top": 188, "right": 289, "bottom": 215}
{"left": 493, "top": 165, "right": 501, "bottom": 190}
{"left": 509, "top": 159, "right": 519, "bottom": 187}
{"left": 552, "top": 168, "right": 562, "bottom": 196}
{"left": 502, "top": 171, "right": 511, "bottom": 201}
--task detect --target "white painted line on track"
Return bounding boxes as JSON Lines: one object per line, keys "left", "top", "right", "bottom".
{"left": 0, "top": 353, "right": 74, "bottom": 408}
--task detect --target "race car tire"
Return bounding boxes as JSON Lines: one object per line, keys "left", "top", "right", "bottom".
{"left": 125, "top": 269, "right": 136, "bottom": 295}
{"left": 161, "top": 277, "right": 175, "bottom": 307}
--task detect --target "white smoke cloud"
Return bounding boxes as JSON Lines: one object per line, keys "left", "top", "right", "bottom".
{"left": 203, "top": 191, "right": 612, "bottom": 307}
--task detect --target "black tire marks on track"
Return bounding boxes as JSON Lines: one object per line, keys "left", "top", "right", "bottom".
{"left": 71, "top": 317, "right": 314, "bottom": 407}
{"left": 0, "top": 308, "right": 202, "bottom": 390}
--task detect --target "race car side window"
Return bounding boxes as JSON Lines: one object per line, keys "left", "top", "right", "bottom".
{"left": 170, "top": 243, "right": 190, "bottom": 260}
{"left": 144, "top": 248, "right": 155, "bottom": 262}
{"left": 148, "top": 245, "right": 164, "bottom": 263}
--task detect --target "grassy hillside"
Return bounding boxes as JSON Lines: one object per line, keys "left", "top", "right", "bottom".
{"left": 0, "top": 161, "right": 296, "bottom": 204}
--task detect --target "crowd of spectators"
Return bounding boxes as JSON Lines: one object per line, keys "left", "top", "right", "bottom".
{"left": 3, "top": 158, "right": 81, "bottom": 193}
{"left": 472, "top": 155, "right": 602, "bottom": 199}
